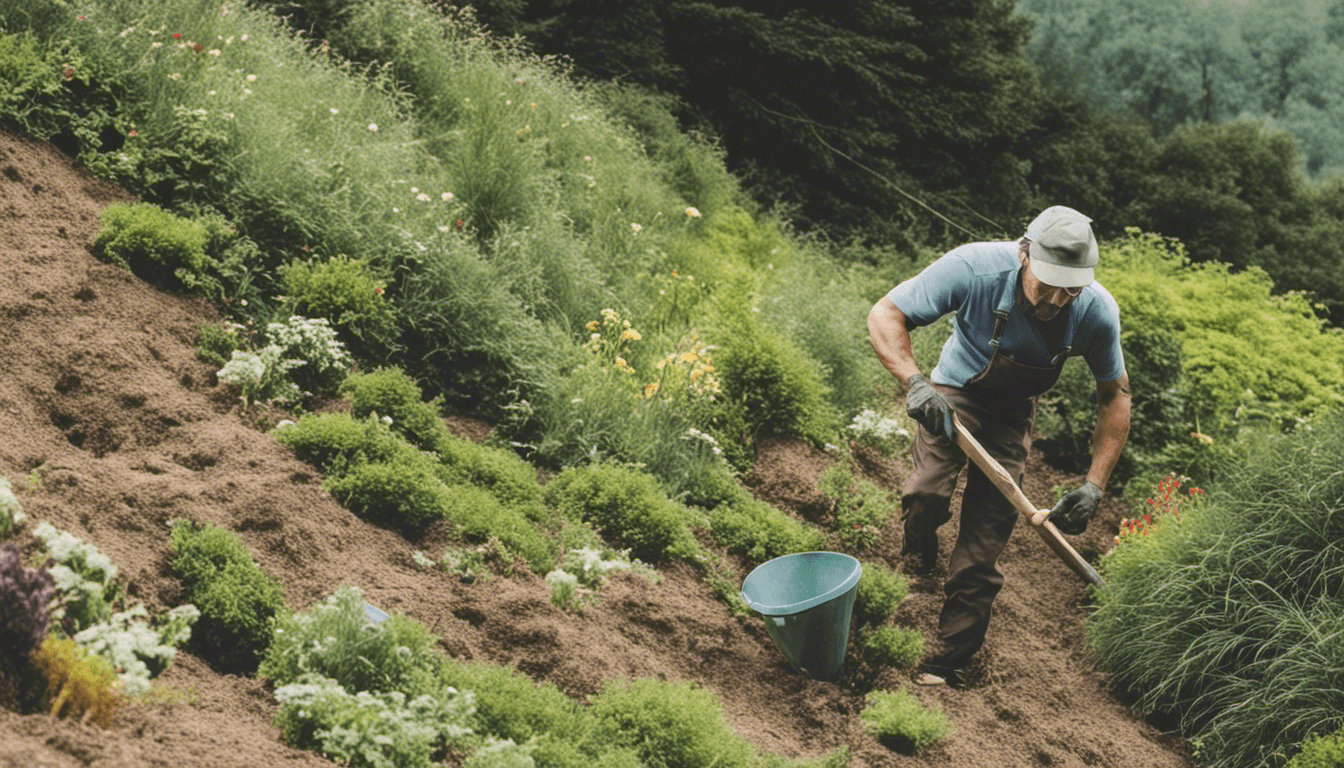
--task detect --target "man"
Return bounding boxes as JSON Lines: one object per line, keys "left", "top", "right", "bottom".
{"left": 867, "top": 205, "right": 1131, "bottom": 687}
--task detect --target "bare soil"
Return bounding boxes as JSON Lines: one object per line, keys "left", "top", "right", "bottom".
{"left": 0, "top": 130, "right": 1194, "bottom": 768}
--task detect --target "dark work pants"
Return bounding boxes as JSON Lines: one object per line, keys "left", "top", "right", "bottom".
{"left": 902, "top": 384, "right": 1036, "bottom": 670}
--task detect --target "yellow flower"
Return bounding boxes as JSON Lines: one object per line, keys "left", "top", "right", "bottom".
{"left": 685, "top": 207, "right": 701, "bottom": 218}
{"left": 586, "top": 320, "right": 599, "bottom": 331}
{"left": 679, "top": 351, "right": 698, "bottom": 364}
{"left": 620, "top": 328, "right": 641, "bottom": 342}
{"left": 643, "top": 382, "right": 660, "bottom": 398}
{"left": 689, "top": 369, "right": 703, "bottom": 382}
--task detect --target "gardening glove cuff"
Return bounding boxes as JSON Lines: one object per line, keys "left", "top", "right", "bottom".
{"left": 905, "top": 374, "right": 956, "bottom": 441}
{"left": 1048, "top": 481, "right": 1103, "bottom": 535}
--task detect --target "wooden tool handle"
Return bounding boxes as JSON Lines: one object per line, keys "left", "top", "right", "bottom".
{"left": 952, "top": 415, "right": 1107, "bottom": 588}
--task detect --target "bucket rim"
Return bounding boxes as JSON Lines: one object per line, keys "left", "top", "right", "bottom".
{"left": 739, "top": 551, "right": 862, "bottom": 616}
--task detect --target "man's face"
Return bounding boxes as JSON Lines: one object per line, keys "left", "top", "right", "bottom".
{"left": 1017, "top": 244, "right": 1081, "bottom": 322}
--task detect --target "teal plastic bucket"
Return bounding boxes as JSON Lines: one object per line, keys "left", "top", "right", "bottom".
{"left": 741, "top": 552, "right": 862, "bottom": 681}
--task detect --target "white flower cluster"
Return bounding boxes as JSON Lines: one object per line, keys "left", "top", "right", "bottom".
{"left": 33, "top": 522, "right": 118, "bottom": 623}
{"left": 847, "top": 408, "right": 911, "bottom": 457}
{"left": 684, "top": 427, "right": 723, "bottom": 455}
{"left": 75, "top": 604, "right": 199, "bottom": 695}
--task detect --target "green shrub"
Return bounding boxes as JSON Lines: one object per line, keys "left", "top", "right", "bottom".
{"left": 273, "top": 413, "right": 407, "bottom": 473}
{"left": 263, "top": 315, "right": 354, "bottom": 398}
{"left": 860, "top": 688, "right": 953, "bottom": 754}
{"left": 853, "top": 561, "right": 909, "bottom": 627}
{"left": 326, "top": 457, "right": 455, "bottom": 532}
{"left": 435, "top": 435, "right": 549, "bottom": 522}
{"left": 706, "top": 277, "right": 838, "bottom": 452}
{"left": 856, "top": 626, "right": 924, "bottom": 671}
{"left": 72, "top": 603, "right": 199, "bottom": 696}
{"left": 194, "top": 321, "right": 244, "bottom": 368}
{"left": 439, "top": 484, "right": 557, "bottom": 573}
{"left": 1288, "top": 726, "right": 1344, "bottom": 768}
{"left": 261, "top": 586, "right": 442, "bottom": 697}
{"left": 168, "top": 520, "right": 286, "bottom": 673}
{"left": 437, "top": 659, "right": 583, "bottom": 745}
{"left": 343, "top": 367, "right": 451, "bottom": 453}
{"left": 279, "top": 255, "right": 397, "bottom": 360}
{"left": 708, "top": 495, "right": 825, "bottom": 566}
{"left": 544, "top": 463, "right": 700, "bottom": 563}
{"left": 94, "top": 202, "right": 210, "bottom": 292}
{"left": 588, "top": 678, "right": 758, "bottom": 768}
{"left": 1088, "top": 412, "right": 1344, "bottom": 768}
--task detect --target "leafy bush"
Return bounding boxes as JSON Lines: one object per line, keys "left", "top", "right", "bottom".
{"left": 544, "top": 463, "right": 701, "bottom": 563}
{"left": 326, "top": 457, "right": 457, "bottom": 532}
{"left": 169, "top": 520, "right": 286, "bottom": 673}
{"left": 343, "top": 367, "right": 451, "bottom": 453}
{"left": 853, "top": 561, "right": 909, "bottom": 628}
{"left": 708, "top": 494, "right": 825, "bottom": 566}
{"left": 845, "top": 408, "right": 911, "bottom": 458}
{"left": 1040, "top": 229, "right": 1344, "bottom": 489}
{"left": 263, "top": 315, "right": 354, "bottom": 398}
{"left": 1288, "top": 726, "right": 1344, "bottom": 768}
{"left": 860, "top": 688, "right": 953, "bottom": 754}
{"left": 261, "top": 586, "right": 442, "bottom": 698}
{"left": 588, "top": 678, "right": 758, "bottom": 768}
{"left": 279, "top": 255, "right": 397, "bottom": 360}
{"left": 0, "top": 541, "right": 55, "bottom": 656}
{"left": 1088, "top": 412, "right": 1344, "bottom": 768}
{"left": 855, "top": 626, "right": 924, "bottom": 671}
{"left": 94, "top": 202, "right": 209, "bottom": 292}
{"left": 274, "top": 673, "right": 475, "bottom": 768}
{"left": 706, "top": 277, "right": 838, "bottom": 453}
{"left": 273, "top": 412, "right": 406, "bottom": 473}
{"left": 195, "top": 320, "right": 244, "bottom": 368}
{"left": 31, "top": 635, "right": 123, "bottom": 727}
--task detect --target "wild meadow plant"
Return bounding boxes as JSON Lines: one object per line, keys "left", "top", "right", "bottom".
{"left": 1088, "top": 413, "right": 1344, "bottom": 768}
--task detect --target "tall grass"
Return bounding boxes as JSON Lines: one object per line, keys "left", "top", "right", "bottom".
{"left": 1087, "top": 411, "right": 1344, "bottom": 768}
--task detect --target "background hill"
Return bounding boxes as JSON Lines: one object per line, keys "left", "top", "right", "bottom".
{"left": 0, "top": 129, "right": 1192, "bottom": 768}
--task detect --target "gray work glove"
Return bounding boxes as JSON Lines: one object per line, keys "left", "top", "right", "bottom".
{"left": 1049, "top": 481, "right": 1103, "bottom": 535}
{"left": 905, "top": 374, "right": 956, "bottom": 441}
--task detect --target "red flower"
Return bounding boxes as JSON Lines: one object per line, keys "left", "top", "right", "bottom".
{"left": 172, "top": 32, "right": 182, "bottom": 40}
{"left": 455, "top": 219, "right": 464, "bottom": 228}
{"left": 62, "top": 67, "right": 74, "bottom": 80}
{"left": 374, "top": 286, "right": 384, "bottom": 296}
{"left": 127, "top": 130, "right": 138, "bottom": 138}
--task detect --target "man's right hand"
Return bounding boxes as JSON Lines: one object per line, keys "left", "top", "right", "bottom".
{"left": 905, "top": 374, "right": 957, "bottom": 440}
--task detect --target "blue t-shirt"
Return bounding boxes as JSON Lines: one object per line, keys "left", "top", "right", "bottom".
{"left": 886, "top": 241, "right": 1125, "bottom": 388}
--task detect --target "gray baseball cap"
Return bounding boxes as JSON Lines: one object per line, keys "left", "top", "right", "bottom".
{"left": 1024, "top": 205, "right": 1098, "bottom": 288}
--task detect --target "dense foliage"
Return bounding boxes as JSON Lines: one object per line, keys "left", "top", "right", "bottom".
{"left": 1088, "top": 413, "right": 1344, "bottom": 768}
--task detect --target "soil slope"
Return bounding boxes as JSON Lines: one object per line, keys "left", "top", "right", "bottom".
{"left": 0, "top": 130, "right": 1194, "bottom": 768}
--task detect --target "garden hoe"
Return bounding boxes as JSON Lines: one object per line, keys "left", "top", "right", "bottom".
{"left": 952, "top": 414, "right": 1106, "bottom": 588}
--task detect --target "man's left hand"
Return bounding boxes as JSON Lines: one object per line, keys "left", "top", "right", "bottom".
{"left": 1048, "top": 481, "right": 1103, "bottom": 535}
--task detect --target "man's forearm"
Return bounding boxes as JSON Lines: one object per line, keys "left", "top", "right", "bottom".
{"left": 1086, "top": 379, "right": 1132, "bottom": 489}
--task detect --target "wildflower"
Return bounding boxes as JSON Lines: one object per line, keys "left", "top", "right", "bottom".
{"left": 620, "top": 328, "right": 641, "bottom": 342}
{"left": 585, "top": 321, "right": 599, "bottom": 331}
{"left": 374, "top": 286, "right": 384, "bottom": 296}
{"left": 241, "top": 34, "right": 249, "bottom": 42}
{"left": 150, "top": 41, "right": 162, "bottom": 49}
{"left": 77, "top": 14, "right": 87, "bottom": 20}
{"left": 62, "top": 68, "right": 74, "bottom": 80}
{"left": 584, "top": 155, "right": 593, "bottom": 163}
{"left": 630, "top": 222, "right": 642, "bottom": 234}
{"left": 168, "top": 73, "right": 182, "bottom": 80}
{"left": 329, "top": 107, "right": 339, "bottom": 114}
{"left": 246, "top": 73, "right": 257, "bottom": 82}
{"left": 685, "top": 207, "right": 701, "bottom": 218}
{"left": 208, "top": 49, "right": 221, "bottom": 56}
{"left": 368, "top": 123, "right": 379, "bottom": 132}
{"left": 455, "top": 219, "right": 464, "bottom": 228}
{"left": 441, "top": 192, "right": 453, "bottom": 202}
{"left": 614, "top": 357, "right": 631, "bottom": 372}
{"left": 127, "top": 130, "right": 138, "bottom": 138}
{"left": 416, "top": 193, "right": 431, "bottom": 202}
{"left": 172, "top": 32, "right": 182, "bottom": 39}
{"left": 643, "top": 382, "right": 659, "bottom": 398}
{"left": 193, "top": 42, "right": 204, "bottom": 53}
